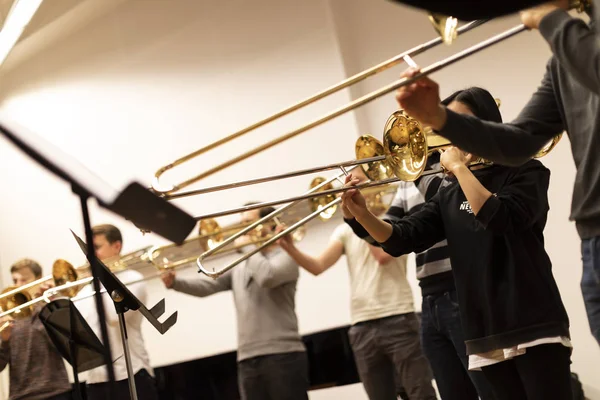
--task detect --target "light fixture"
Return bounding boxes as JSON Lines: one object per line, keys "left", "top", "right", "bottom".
{"left": 0, "top": 0, "right": 44, "bottom": 66}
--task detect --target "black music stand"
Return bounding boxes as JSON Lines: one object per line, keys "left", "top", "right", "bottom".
{"left": 0, "top": 113, "right": 196, "bottom": 398}
{"left": 72, "top": 230, "right": 178, "bottom": 400}
{"left": 39, "top": 298, "right": 107, "bottom": 400}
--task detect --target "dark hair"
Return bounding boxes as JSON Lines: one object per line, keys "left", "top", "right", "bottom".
{"left": 10, "top": 259, "right": 43, "bottom": 279}
{"left": 92, "top": 224, "right": 123, "bottom": 245}
{"left": 259, "top": 207, "right": 276, "bottom": 219}
{"left": 243, "top": 202, "right": 275, "bottom": 219}
{"left": 442, "top": 87, "right": 502, "bottom": 124}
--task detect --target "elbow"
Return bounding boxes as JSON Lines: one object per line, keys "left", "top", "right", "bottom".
{"left": 380, "top": 245, "right": 407, "bottom": 258}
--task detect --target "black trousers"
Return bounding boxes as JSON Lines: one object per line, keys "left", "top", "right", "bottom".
{"left": 86, "top": 369, "right": 159, "bottom": 400}
{"left": 237, "top": 352, "right": 309, "bottom": 400}
{"left": 480, "top": 344, "right": 573, "bottom": 400}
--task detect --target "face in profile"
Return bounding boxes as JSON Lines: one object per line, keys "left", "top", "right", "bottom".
{"left": 93, "top": 234, "right": 122, "bottom": 260}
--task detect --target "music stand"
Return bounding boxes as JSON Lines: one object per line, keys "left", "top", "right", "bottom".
{"left": 0, "top": 112, "right": 196, "bottom": 397}
{"left": 39, "top": 298, "right": 107, "bottom": 400}
{"left": 72, "top": 230, "right": 178, "bottom": 400}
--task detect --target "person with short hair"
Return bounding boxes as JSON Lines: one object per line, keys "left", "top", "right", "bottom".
{"left": 161, "top": 206, "right": 309, "bottom": 400}
{"left": 0, "top": 258, "right": 73, "bottom": 400}
{"left": 278, "top": 167, "right": 437, "bottom": 400}
{"left": 75, "top": 224, "right": 159, "bottom": 400}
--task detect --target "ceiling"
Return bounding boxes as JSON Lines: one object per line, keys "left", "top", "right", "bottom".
{"left": 0, "top": 0, "right": 14, "bottom": 30}
{"left": 19, "top": 0, "right": 83, "bottom": 42}
{"left": 0, "top": 0, "right": 84, "bottom": 43}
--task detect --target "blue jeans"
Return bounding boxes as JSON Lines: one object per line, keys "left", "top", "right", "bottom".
{"left": 581, "top": 237, "right": 600, "bottom": 345}
{"left": 421, "top": 290, "right": 496, "bottom": 400}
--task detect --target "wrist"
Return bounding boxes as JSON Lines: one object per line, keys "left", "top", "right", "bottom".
{"left": 355, "top": 209, "right": 376, "bottom": 225}
{"left": 450, "top": 163, "right": 470, "bottom": 175}
{"left": 429, "top": 105, "right": 448, "bottom": 131}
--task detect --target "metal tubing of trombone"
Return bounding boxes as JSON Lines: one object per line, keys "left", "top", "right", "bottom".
{"left": 166, "top": 155, "right": 384, "bottom": 200}
{"left": 42, "top": 277, "right": 94, "bottom": 304}
{"left": 0, "top": 296, "right": 44, "bottom": 319}
{"left": 194, "top": 166, "right": 356, "bottom": 270}
{"left": 198, "top": 196, "right": 343, "bottom": 279}
{"left": 153, "top": 19, "right": 488, "bottom": 194}
{"left": 0, "top": 276, "right": 52, "bottom": 300}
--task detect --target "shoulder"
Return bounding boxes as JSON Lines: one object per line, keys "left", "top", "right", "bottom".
{"left": 331, "top": 223, "right": 350, "bottom": 242}
{"left": 513, "top": 159, "right": 550, "bottom": 176}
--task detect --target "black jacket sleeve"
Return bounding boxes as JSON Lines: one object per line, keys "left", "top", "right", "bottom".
{"left": 475, "top": 160, "right": 550, "bottom": 233}
{"left": 379, "top": 194, "right": 446, "bottom": 257}
{"left": 387, "top": 0, "right": 545, "bottom": 20}
{"left": 539, "top": 10, "right": 600, "bottom": 95}
{"left": 438, "top": 64, "right": 564, "bottom": 166}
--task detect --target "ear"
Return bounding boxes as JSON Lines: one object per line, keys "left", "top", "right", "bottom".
{"left": 115, "top": 241, "right": 123, "bottom": 253}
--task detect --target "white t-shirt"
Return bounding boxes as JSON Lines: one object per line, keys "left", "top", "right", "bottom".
{"left": 75, "top": 269, "right": 153, "bottom": 383}
{"left": 331, "top": 224, "right": 414, "bottom": 325}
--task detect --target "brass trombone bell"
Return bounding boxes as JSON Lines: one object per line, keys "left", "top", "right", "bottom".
{"left": 429, "top": 14, "right": 459, "bottom": 45}
{"left": 0, "top": 287, "right": 33, "bottom": 319}
{"left": 150, "top": 18, "right": 491, "bottom": 197}
{"left": 0, "top": 259, "right": 82, "bottom": 319}
{"left": 0, "top": 259, "right": 81, "bottom": 304}
{"left": 309, "top": 177, "right": 338, "bottom": 221}
{"left": 149, "top": 0, "right": 589, "bottom": 203}
{"left": 534, "top": 133, "right": 563, "bottom": 159}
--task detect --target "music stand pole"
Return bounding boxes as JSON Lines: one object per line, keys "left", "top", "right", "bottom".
{"left": 115, "top": 303, "right": 138, "bottom": 400}
{"left": 77, "top": 189, "right": 117, "bottom": 397}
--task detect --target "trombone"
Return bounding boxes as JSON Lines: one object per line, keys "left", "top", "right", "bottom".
{"left": 0, "top": 259, "right": 83, "bottom": 319}
{"left": 146, "top": 215, "right": 307, "bottom": 271}
{"left": 187, "top": 110, "right": 562, "bottom": 222}
{"left": 195, "top": 110, "right": 562, "bottom": 279}
{"left": 151, "top": 16, "right": 487, "bottom": 197}
{"left": 150, "top": 0, "right": 588, "bottom": 200}
{"left": 0, "top": 247, "right": 153, "bottom": 306}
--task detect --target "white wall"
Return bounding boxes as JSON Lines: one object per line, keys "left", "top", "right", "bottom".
{"left": 0, "top": 0, "right": 597, "bottom": 399}
{"left": 329, "top": 0, "right": 600, "bottom": 397}
{"left": 0, "top": 0, "right": 385, "bottom": 399}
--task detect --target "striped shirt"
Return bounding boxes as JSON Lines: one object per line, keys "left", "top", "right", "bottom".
{"left": 346, "top": 161, "right": 455, "bottom": 295}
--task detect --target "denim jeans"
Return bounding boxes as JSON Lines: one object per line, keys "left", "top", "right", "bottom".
{"left": 421, "top": 290, "right": 496, "bottom": 400}
{"left": 581, "top": 236, "right": 600, "bottom": 345}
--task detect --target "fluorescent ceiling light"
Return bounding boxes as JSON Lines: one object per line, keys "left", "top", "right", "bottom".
{"left": 0, "top": 0, "right": 44, "bottom": 66}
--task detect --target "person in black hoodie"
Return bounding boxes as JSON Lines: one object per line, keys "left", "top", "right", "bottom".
{"left": 342, "top": 87, "right": 573, "bottom": 400}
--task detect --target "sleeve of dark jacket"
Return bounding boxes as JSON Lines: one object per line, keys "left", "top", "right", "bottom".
{"left": 475, "top": 160, "right": 550, "bottom": 233}
{"left": 437, "top": 64, "right": 564, "bottom": 166}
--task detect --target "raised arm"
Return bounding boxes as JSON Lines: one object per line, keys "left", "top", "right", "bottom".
{"left": 342, "top": 176, "right": 446, "bottom": 257}
{"left": 396, "top": 66, "right": 564, "bottom": 166}
{"left": 528, "top": 6, "right": 600, "bottom": 93}
{"left": 445, "top": 152, "right": 550, "bottom": 232}
{"left": 167, "top": 270, "right": 232, "bottom": 297}
{"left": 245, "top": 250, "right": 299, "bottom": 289}
{"left": 279, "top": 236, "right": 344, "bottom": 276}
{"left": 474, "top": 161, "right": 550, "bottom": 232}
